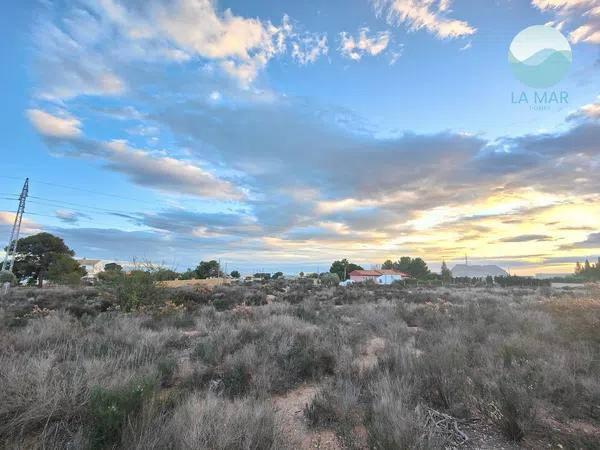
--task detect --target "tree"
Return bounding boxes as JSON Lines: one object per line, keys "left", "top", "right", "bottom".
{"left": 385, "top": 257, "right": 431, "bottom": 280}
{"left": 12, "top": 233, "right": 78, "bottom": 287}
{"left": 178, "top": 268, "right": 196, "bottom": 280}
{"left": 330, "top": 259, "right": 363, "bottom": 281}
{"left": 153, "top": 268, "right": 179, "bottom": 281}
{"left": 272, "top": 271, "right": 284, "bottom": 279}
{"left": 104, "top": 263, "right": 123, "bottom": 272}
{"left": 195, "top": 260, "right": 220, "bottom": 279}
{"left": 47, "top": 254, "right": 86, "bottom": 285}
{"left": 382, "top": 260, "right": 394, "bottom": 270}
{"left": 0, "top": 270, "right": 17, "bottom": 285}
{"left": 440, "top": 260, "right": 452, "bottom": 283}
{"left": 230, "top": 270, "right": 241, "bottom": 279}
{"left": 320, "top": 272, "right": 340, "bottom": 287}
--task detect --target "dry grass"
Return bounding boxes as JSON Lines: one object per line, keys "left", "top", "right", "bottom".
{"left": 1, "top": 283, "right": 598, "bottom": 449}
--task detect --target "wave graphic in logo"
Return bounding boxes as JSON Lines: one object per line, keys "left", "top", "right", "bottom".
{"left": 508, "top": 25, "right": 572, "bottom": 89}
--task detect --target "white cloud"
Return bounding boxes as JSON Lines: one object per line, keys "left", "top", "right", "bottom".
{"left": 572, "top": 98, "right": 600, "bottom": 119}
{"left": 81, "top": 0, "right": 328, "bottom": 85}
{"left": 372, "top": 0, "right": 476, "bottom": 39}
{"left": 291, "top": 34, "right": 329, "bottom": 65}
{"left": 533, "top": 0, "right": 600, "bottom": 44}
{"left": 102, "top": 140, "right": 245, "bottom": 200}
{"left": 27, "top": 109, "right": 82, "bottom": 138}
{"left": 339, "top": 28, "right": 391, "bottom": 60}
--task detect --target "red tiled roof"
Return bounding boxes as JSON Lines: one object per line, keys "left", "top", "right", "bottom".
{"left": 349, "top": 270, "right": 382, "bottom": 277}
{"left": 379, "top": 270, "right": 410, "bottom": 277}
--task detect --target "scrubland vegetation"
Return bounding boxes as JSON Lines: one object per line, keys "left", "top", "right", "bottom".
{"left": 1, "top": 279, "right": 599, "bottom": 449}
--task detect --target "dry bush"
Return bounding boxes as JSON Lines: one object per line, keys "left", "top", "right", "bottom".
{"left": 165, "top": 394, "right": 294, "bottom": 449}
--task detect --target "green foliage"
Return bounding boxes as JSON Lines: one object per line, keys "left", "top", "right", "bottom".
{"left": 254, "top": 272, "right": 271, "bottom": 280}
{"left": 101, "top": 270, "right": 163, "bottom": 311}
{"left": 153, "top": 268, "right": 179, "bottom": 281}
{"left": 385, "top": 256, "right": 431, "bottom": 279}
{"left": 329, "top": 259, "right": 363, "bottom": 281}
{"left": 230, "top": 270, "right": 241, "bottom": 278}
{"left": 195, "top": 260, "right": 220, "bottom": 279}
{"left": 319, "top": 272, "right": 340, "bottom": 287}
{"left": 88, "top": 379, "right": 155, "bottom": 449}
{"left": 12, "top": 233, "right": 76, "bottom": 286}
{"left": 574, "top": 257, "right": 600, "bottom": 281}
{"left": 104, "top": 263, "right": 122, "bottom": 272}
{"left": 272, "top": 271, "right": 284, "bottom": 279}
{"left": 46, "top": 253, "right": 86, "bottom": 285}
{"left": 440, "top": 261, "right": 452, "bottom": 283}
{"left": 0, "top": 270, "right": 17, "bottom": 285}
{"left": 178, "top": 268, "right": 196, "bottom": 280}
{"left": 493, "top": 275, "right": 550, "bottom": 287}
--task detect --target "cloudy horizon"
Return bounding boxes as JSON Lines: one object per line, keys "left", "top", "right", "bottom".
{"left": 2, "top": 0, "right": 600, "bottom": 276}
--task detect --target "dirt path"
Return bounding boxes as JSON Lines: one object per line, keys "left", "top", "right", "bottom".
{"left": 272, "top": 385, "right": 342, "bottom": 450}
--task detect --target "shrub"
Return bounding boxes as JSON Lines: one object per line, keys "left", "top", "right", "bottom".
{"left": 88, "top": 378, "right": 156, "bottom": 449}
{"left": 493, "top": 377, "right": 537, "bottom": 441}
{"left": 101, "top": 270, "right": 164, "bottom": 311}
{"left": 365, "top": 376, "right": 440, "bottom": 450}
{"left": 0, "top": 270, "right": 17, "bottom": 285}
{"left": 167, "top": 394, "right": 293, "bottom": 449}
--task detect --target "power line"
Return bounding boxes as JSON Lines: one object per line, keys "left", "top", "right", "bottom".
{"left": 0, "top": 175, "right": 158, "bottom": 206}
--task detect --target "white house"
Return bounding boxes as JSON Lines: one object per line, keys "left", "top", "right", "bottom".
{"left": 376, "top": 273, "right": 407, "bottom": 285}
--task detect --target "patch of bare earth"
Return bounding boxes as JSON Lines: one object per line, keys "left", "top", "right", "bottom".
{"left": 272, "top": 385, "right": 342, "bottom": 450}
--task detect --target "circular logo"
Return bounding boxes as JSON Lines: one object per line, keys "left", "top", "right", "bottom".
{"left": 508, "top": 25, "right": 572, "bottom": 89}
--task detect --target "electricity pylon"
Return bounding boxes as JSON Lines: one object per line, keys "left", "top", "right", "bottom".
{"left": 2, "top": 178, "right": 29, "bottom": 273}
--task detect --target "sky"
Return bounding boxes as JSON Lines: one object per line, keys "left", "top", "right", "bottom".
{"left": 1, "top": 0, "right": 600, "bottom": 275}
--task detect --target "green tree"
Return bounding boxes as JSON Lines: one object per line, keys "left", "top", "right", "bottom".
{"left": 178, "top": 268, "right": 196, "bottom": 280}
{"left": 382, "top": 259, "right": 394, "bottom": 269}
{"left": 230, "top": 270, "right": 241, "bottom": 279}
{"left": 440, "top": 260, "right": 452, "bottom": 283}
{"left": 329, "top": 259, "right": 363, "bottom": 281}
{"left": 195, "top": 260, "right": 220, "bottom": 279}
{"left": 386, "top": 256, "right": 431, "bottom": 279}
{"left": 47, "top": 253, "right": 86, "bottom": 285}
{"left": 104, "top": 263, "right": 123, "bottom": 272}
{"left": 12, "top": 233, "right": 78, "bottom": 287}
{"left": 272, "top": 271, "right": 284, "bottom": 279}
{"left": 0, "top": 270, "right": 17, "bottom": 285}
{"left": 320, "top": 272, "right": 340, "bottom": 287}
{"left": 153, "top": 268, "right": 179, "bottom": 281}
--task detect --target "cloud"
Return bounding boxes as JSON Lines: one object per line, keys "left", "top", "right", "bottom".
{"left": 339, "top": 28, "right": 390, "bottom": 60}
{"left": 532, "top": 0, "right": 600, "bottom": 44}
{"left": 569, "top": 98, "right": 600, "bottom": 120}
{"left": 372, "top": 0, "right": 476, "bottom": 39}
{"left": 55, "top": 210, "right": 91, "bottom": 224}
{"left": 291, "top": 34, "right": 329, "bottom": 65}
{"left": 33, "top": 129, "right": 245, "bottom": 200}
{"left": 102, "top": 140, "right": 245, "bottom": 200}
{"left": 27, "top": 109, "right": 82, "bottom": 138}
{"left": 498, "top": 234, "right": 554, "bottom": 242}
{"left": 560, "top": 232, "right": 600, "bottom": 249}
{"left": 32, "top": 1, "right": 329, "bottom": 94}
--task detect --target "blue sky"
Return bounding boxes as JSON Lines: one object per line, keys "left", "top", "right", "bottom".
{"left": 1, "top": 0, "right": 600, "bottom": 275}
